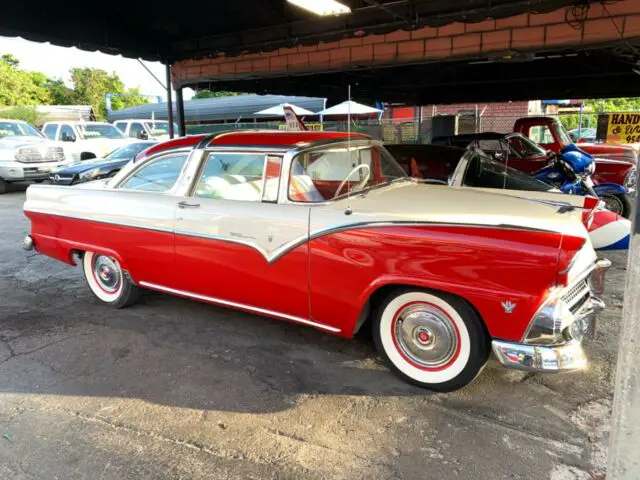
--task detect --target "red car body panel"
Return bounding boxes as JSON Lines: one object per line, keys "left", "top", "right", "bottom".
{"left": 26, "top": 208, "right": 564, "bottom": 342}
{"left": 513, "top": 117, "right": 636, "bottom": 185}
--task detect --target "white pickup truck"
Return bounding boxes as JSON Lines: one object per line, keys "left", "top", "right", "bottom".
{"left": 0, "top": 119, "right": 69, "bottom": 194}
{"left": 113, "top": 119, "right": 178, "bottom": 141}
{"left": 42, "top": 121, "right": 136, "bottom": 161}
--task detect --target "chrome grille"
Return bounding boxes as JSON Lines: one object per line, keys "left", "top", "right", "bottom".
{"left": 562, "top": 279, "right": 590, "bottom": 313}
{"left": 15, "top": 146, "right": 64, "bottom": 163}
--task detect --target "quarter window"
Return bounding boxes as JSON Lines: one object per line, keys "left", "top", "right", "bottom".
{"left": 119, "top": 153, "right": 188, "bottom": 192}
{"left": 194, "top": 153, "right": 280, "bottom": 202}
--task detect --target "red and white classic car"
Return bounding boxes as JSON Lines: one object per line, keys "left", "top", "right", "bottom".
{"left": 23, "top": 131, "right": 609, "bottom": 392}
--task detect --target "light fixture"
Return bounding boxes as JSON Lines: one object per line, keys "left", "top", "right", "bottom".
{"left": 287, "top": 0, "right": 351, "bottom": 16}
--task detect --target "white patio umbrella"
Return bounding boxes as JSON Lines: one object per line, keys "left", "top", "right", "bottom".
{"left": 254, "top": 103, "right": 315, "bottom": 116}
{"left": 315, "top": 100, "right": 383, "bottom": 116}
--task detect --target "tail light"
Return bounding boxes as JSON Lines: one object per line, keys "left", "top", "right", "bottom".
{"left": 556, "top": 235, "right": 586, "bottom": 287}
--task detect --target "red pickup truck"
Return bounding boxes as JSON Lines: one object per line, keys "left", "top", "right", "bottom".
{"left": 513, "top": 116, "right": 637, "bottom": 189}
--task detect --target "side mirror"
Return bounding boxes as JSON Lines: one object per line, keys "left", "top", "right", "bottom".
{"left": 62, "top": 133, "right": 76, "bottom": 142}
{"left": 138, "top": 131, "right": 149, "bottom": 140}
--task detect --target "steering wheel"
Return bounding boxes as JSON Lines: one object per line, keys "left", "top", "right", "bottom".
{"left": 333, "top": 164, "right": 371, "bottom": 199}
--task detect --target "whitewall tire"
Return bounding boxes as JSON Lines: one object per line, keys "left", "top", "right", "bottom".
{"left": 82, "top": 251, "right": 140, "bottom": 308}
{"left": 373, "top": 289, "right": 489, "bottom": 392}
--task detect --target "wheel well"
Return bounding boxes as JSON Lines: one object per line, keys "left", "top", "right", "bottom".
{"left": 80, "top": 152, "right": 96, "bottom": 160}
{"left": 354, "top": 283, "right": 490, "bottom": 341}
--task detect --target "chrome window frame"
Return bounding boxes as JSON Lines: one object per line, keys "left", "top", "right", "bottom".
{"left": 112, "top": 149, "right": 193, "bottom": 195}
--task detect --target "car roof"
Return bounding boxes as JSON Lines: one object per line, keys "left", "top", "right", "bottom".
{"left": 140, "top": 130, "right": 371, "bottom": 158}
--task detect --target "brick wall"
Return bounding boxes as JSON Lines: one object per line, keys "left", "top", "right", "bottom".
{"left": 173, "top": 0, "right": 640, "bottom": 85}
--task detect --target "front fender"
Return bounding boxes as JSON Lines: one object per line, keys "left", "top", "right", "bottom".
{"left": 594, "top": 182, "right": 628, "bottom": 196}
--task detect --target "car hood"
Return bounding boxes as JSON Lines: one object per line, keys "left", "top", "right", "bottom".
{"left": 55, "top": 157, "right": 129, "bottom": 174}
{"left": 322, "top": 181, "right": 588, "bottom": 239}
{"left": 0, "top": 135, "right": 65, "bottom": 150}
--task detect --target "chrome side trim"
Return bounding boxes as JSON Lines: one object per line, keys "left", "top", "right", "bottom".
{"left": 24, "top": 209, "right": 175, "bottom": 235}
{"left": 138, "top": 281, "right": 341, "bottom": 333}
{"left": 25, "top": 209, "right": 557, "bottom": 264}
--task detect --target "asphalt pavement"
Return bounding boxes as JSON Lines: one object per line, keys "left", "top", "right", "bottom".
{"left": 0, "top": 184, "right": 626, "bottom": 479}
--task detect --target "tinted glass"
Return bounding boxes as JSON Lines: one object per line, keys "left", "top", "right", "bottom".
{"left": 0, "top": 121, "right": 43, "bottom": 138}
{"left": 129, "top": 123, "right": 145, "bottom": 138}
{"left": 195, "top": 153, "right": 267, "bottom": 201}
{"left": 77, "top": 124, "right": 125, "bottom": 139}
{"left": 144, "top": 121, "right": 177, "bottom": 136}
{"left": 463, "top": 153, "right": 553, "bottom": 192}
{"left": 105, "top": 142, "right": 155, "bottom": 160}
{"left": 119, "top": 154, "right": 187, "bottom": 192}
{"left": 60, "top": 125, "right": 76, "bottom": 140}
{"left": 43, "top": 124, "right": 58, "bottom": 139}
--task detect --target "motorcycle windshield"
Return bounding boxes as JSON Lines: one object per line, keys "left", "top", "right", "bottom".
{"left": 463, "top": 153, "right": 555, "bottom": 192}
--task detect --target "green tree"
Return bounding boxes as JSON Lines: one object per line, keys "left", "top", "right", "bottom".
{"left": 0, "top": 105, "right": 41, "bottom": 124}
{"left": 45, "top": 78, "right": 77, "bottom": 105}
{"left": 193, "top": 89, "right": 245, "bottom": 99}
{"left": 0, "top": 54, "right": 51, "bottom": 106}
{"left": 69, "top": 67, "right": 148, "bottom": 120}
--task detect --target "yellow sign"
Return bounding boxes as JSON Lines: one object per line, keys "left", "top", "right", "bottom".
{"left": 607, "top": 113, "right": 640, "bottom": 144}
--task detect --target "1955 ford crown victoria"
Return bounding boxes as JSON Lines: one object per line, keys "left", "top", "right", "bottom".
{"left": 23, "top": 131, "right": 610, "bottom": 392}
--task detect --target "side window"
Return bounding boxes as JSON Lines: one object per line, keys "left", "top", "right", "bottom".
{"left": 129, "top": 122, "right": 145, "bottom": 139}
{"left": 43, "top": 124, "right": 57, "bottom": 139}
{"left": 528, "top": 126, "right": 554, "bottom": 144}
{"left": 119, "top": 153, "right": 188, "bottom": 192}
{"left": 194, "top": 153, "right": 276, "bottom": 202}
{"left": 60, "top": 124, "right": 76, "bottom": 141}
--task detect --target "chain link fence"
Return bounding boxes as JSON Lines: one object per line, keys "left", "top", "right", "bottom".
{"left": 184, "top": 112, "right": 631, "bottom": 144}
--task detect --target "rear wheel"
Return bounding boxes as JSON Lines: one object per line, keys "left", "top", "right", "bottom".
{"left": 81, "top": 251, "right": 140, "bottom": 308}
{"left": 373, "top": 289, "right": 489, "bottom": 392}
{"left": 602, "top": 194, "right": 632, "bottom": 218}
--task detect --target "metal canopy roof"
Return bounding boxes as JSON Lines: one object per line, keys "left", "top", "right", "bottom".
{"left": 0, "top": 0, "right": 582, "bottom": 61}
{"left": 108, "top": 95, "right": 326, "bottom": 123}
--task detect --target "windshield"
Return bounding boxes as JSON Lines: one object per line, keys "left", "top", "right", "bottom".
{"left": 143, "top": 121, "right": 178, "bottom": 136}
{"left": 507, "top": 134, "right": 547, "bottom": 157}
{"left": 462, "top": 152, "right": 554, "bottom": 192}
{"left": 106, "top": 142, "right": 156, "bottom": 160}
{"left": 553, "top": 121, "right": 574, "bottom": 145}
{"left": 0, "top": 121, "right": 44, "bottom": 139}
{"left": 289, "top": 144, "right": 407, "bottom": 202}
{"left": 77, "top": 124, "right": 126, "bottom": 140}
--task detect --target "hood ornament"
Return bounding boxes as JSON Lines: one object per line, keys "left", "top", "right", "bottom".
{"left": 501, "top": 301, "right": 516, "bottom": 314}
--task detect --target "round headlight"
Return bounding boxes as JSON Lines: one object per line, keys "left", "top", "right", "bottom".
{"left": 624, "top": 167, "right": 637, "bottom": 191}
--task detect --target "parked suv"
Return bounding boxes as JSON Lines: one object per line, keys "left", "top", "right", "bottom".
{"left": 0, "top": 119, "right": 68, "bottom": 194}
{"left": 113, "top": 119, "right": 178, "bottom": 141}
{"left": 42, "top": 121, "right": 135, "bottom": 161}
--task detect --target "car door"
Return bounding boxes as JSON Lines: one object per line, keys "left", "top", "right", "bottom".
{"left": 113, "top": 151, "right": 191, "bottom": 288}
{"left": 174, "top": 151, "right": 311, "bottom": 321}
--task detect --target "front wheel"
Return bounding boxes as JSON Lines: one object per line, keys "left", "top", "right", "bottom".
{"left": 373, "top": 289, "right": 490, "bottom": 392}
{"left": 81, "top": 251, "right": 140, "bottom": 308}
{"left": 601, "top": 194, "right": 632, "bottom": 218}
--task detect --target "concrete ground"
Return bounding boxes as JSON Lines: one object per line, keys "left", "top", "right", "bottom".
{"left": 0, "top": 184, "right": 626, "bottom": 479}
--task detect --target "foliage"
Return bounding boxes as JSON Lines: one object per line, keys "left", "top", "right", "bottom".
{"left": 0, "top": 105, "right": 41, "bottom": 124}
{"left": 0, "top": 53, "right": 149, "bottom": 121}
{"left": 0, "top": 54, "right": 51, "bottom": 106}
{"left": 557, "top": 98, "right": 640, "bottom": 132}
{"left": 69, "top": 68, "right": 148, "bottom": 120}
{"left": 193, "top": 89, "right": 245, "bottom": 99}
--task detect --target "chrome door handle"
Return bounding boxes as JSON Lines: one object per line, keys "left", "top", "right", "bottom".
{"left": 178, "top": 201, "right": 200, "bottom": 209}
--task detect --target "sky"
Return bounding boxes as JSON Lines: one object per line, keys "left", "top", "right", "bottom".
{"left": 0, "top": 36, "right": 194, "bottom": 101}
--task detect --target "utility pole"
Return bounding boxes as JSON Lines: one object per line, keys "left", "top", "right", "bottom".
{"left": 607, "top": 170, "right": 640, "bottom": 478}
{"left": 165, "top": 62, "right": 175, "bottom": 139}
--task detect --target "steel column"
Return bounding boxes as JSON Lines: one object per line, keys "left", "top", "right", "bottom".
{"left": 165, "top": 63, "right": 175, "bottom": 139}
{"left": 176, "top": 87, "right": 186, "bottom": 137}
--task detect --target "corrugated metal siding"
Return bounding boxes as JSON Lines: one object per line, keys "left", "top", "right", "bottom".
{"left": 107, "top": 95, "right": 326, "bottom": 123}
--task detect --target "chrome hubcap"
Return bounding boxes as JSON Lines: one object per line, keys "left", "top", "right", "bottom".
{"left": 395, "top": 304, "right": 458, "bottom": 368}
{"left": 92, "top": 255, "right": 121, "bottom": 293}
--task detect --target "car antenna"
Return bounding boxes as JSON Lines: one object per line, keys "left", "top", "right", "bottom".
{"left": 503, "top": 137, "right": 508, "bottom": 190}
{"left": 347, "top": 84, "right": 352, "bottom": 200}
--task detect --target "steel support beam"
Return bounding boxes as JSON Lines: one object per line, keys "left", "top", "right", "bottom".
{"left": 607, "top": 177, "right": 640, "bottom": 479}
{"left": 175, "top": 87, "right": 186, "bottom": 137}
{"left": 165, "top": 63, "right": 175, "bottom": 139}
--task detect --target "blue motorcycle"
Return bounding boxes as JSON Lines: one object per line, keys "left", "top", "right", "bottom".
{"left": 534, "top": 144, "right": 632, "bottom": 218}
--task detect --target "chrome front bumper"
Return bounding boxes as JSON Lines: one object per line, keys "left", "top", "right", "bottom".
{"left": 492, "top": 259, "right": 609, "bottom": 373}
